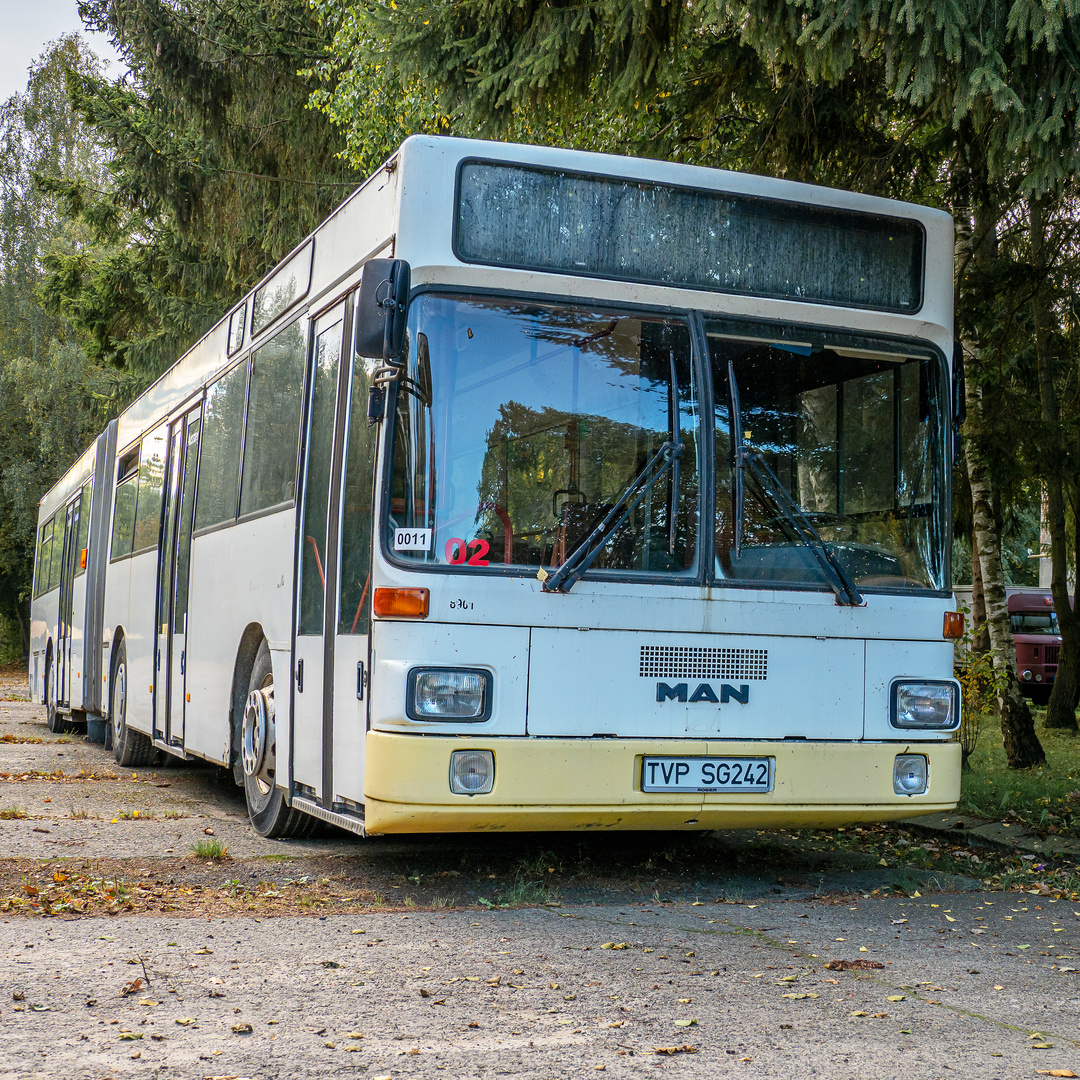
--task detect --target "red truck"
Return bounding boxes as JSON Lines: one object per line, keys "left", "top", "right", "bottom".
{"left": 1009, "top": 590, "right": 1062, "bottom": 704}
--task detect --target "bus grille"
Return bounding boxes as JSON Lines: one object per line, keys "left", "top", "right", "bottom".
{"left": 1045, "top": 645, "right": 1060, "bottom": 667}
{"left": 639, "top": 645, "right": 769, "bottom": 681}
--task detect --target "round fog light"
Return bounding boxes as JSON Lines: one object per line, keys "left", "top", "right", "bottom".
{"left": 1022, "top": 670, "right": 1032, "bottom": 681}
{"left": 893, "top": 754, "right": 928, "bottom": 796}
{"left": 449, "top": 750, "right": 494, "bottom": 795}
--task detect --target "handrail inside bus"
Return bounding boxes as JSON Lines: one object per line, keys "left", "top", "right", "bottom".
{"left": 305, "top": 535, "right": 325, "bottom": 589}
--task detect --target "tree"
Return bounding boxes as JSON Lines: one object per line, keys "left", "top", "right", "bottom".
{"left": 343, "top": 0, "right": 1074, "bottom": 765}
{"left": 0, "top": 36, "right": 127, "bottom": 657}
{"left": 42, "top": 0, "right": 365, "bottom": 376}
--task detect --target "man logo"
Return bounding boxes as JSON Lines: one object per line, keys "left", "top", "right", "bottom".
{"left": 656, "top": 682, "right": 749, "bottom": 704}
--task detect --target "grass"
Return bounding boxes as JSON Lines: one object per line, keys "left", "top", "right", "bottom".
{"left": 958, "top": 719, "right": 1080, "bottom": 836}
{"left": 0, "top": 806, "right": 27, "bottom": 820}
{"left": 189, "top": 838, "right": 229, "bottom": 859}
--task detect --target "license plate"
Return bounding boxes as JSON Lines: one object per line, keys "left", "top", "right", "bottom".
{"left": 642, "top": 756, "right": 774, "bottom": 793}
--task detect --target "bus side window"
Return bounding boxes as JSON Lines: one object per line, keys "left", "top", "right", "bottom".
{"left": 240, "top": 318, "right": 304, "bottom": 517}
{"left": 74, "top": 478, "right": 92, "bottom": 576}
{"left": 131, "top": 428, "right": 167, "bottom": 552}
{"left": 111, "top": 477, "right": 137, "bottom": 559}
{"left": 195, "top": 360, "right": 248, "bottom": 530}
{"left": 48, "top": 513, "right": 65, "bottom": 590}
{"left": 35, "top": 518, "right": 54, "bottom": 596}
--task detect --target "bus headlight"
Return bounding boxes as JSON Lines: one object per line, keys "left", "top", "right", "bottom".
{"left": 893, "top": 754, "right": 928, "bottom": 795}
{"left": 890, "top": 681, "right": 958, "bottom": 730}
{"left": 407, "top": 668, "right": 492, "bottom": 721}
{"left": 450, "top": 750, "right": 494, "bottom": 795}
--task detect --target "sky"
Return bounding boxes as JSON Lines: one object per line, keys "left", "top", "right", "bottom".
{"left": 1, "top": 0, "right": 121, "bottom": 103}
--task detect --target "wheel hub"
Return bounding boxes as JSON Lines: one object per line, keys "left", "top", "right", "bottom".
{"left": 242, "top": 685, "right": 276, "bottom": 784}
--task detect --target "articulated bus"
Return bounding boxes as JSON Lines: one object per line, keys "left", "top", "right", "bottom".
{"left": 30, "top": 137, "right": 964, "bottom": 838}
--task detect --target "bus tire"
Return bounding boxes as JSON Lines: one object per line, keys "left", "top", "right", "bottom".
{"left": 110, "top": 641, "right": 154, "bottom": 767}
{"left": 242, "top": 640, "right": 317, "bottom": 839}
{"left": 44, "top": 653, "right": 69, "bottom": 734}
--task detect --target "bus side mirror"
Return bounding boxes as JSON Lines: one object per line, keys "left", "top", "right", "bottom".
{"left": 356, "top": 259, "right": 411, "bottom": 361}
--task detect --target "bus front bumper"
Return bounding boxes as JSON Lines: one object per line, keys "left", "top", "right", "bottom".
{"left": 362, "top": 731, "right": 961, "bottom": 834}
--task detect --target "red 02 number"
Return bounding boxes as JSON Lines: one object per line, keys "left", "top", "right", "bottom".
{"left": 467, "top": 539, "right": 490, "bottom": 566}
{"left": 444, "top": 538, "right": 490, "bottom": 566}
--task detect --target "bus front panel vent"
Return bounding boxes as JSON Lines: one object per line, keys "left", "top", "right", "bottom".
{"left": 638, "top": 645, "right": 769, "bottom": 681}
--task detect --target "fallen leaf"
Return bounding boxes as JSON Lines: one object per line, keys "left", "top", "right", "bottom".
{"left": 345, "top": 1031, "right": 363, "bottom": 1038}
{"left": 673, "top": 1018, "right": 698, "bottom": 1026}
{"left": 781, "top": 993, "right": 819, "bottom": 1000}
{"left": 193, "top": 948, "right": 213, "bottom": 955}
{"left": 653, "top": 1045, "right": 698, "bottom": 1055}
{"left": 117, "top": 1031, "right": 142, "bottom": 1041}
{"left": 850, "top": 1011, "right": 869, "bottom": 1018}
{"left": 1031, "top": 1043, "right": 1055, "bottom": 1050}
{"left": 232, "top": 1023, "right": 253, "bottom": 1034}
{"left": 825, "top": 959, "right": 884, "bottom": 971}
{"left": 1036, "top": 1071, "right": 1078, "bottom": 1077}
{"left": 886, "top": 995, "right": 906, "bottom": 1002}
{"left": 601, "top": 942, "right": 628, "bottom": 950}
{"left": 175, "top": 1017, "right": 197, "bottom": 1026}
{"left": 120, "top": 978, "right": 144, "bottom": 997}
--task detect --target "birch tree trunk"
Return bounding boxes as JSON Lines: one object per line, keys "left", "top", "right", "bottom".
{"left": 971, "top": 530, "right": 989, "bottom": 654}
{"left": 1030, "top": 195, "right": 1079, "bottom": 731}
{"left": 963, "top": 364, "right": 1045, "bottom": 766}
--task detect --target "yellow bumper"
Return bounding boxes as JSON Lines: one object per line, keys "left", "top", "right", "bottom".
{"left": 363, "top": 731, "right": 961, "bottom": 834}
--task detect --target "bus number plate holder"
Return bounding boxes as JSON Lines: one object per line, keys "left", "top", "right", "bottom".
{"left": 641, "top": 756, "right": 774, "bottom": 793}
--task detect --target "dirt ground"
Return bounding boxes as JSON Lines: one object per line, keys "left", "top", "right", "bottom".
{"left": 3, "top": 666, "right": 1080, "bottom": 1078}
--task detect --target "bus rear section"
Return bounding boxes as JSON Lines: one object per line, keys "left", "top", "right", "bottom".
{"left": 1009, "top": 590, "right": 1064, "bottom": 704}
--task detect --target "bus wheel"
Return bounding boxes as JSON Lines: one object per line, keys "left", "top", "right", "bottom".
{"left": 44, "top": 656, "right": 62, "bottom": 733}
{"left": 242, "top": 640, "right": 316, "bottom": 839}
{"left": 44, "top": 655, "right": 71, "bottom": 734}
{"left": 110, "top": 642, "right": 154, "bottom": 767}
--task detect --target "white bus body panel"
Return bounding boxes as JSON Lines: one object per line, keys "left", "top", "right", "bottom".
{"left": 526, "top": 628, "right": 864, "bottom": 739}
{"left": 370, "top": 621, "right": 530, "bottom": 736}
{"left": 183, "top": 509, "right": 296, "bottom": 765}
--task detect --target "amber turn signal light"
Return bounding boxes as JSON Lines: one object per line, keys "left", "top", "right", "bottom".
{"left": 943, "top": 611, "right": 964, "bottom": 640}
{"left": 373, "top": 587, "right": 429, "bottom": 618}
{"left": 80, "top": 548, "right": 87, "bottom": 569}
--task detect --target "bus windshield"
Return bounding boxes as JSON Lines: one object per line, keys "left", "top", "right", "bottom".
{"left": 711, "top": 333, "right": 946, "bottom": 591}
{"left": 387, "top": 294, "right": 947, "bottom": 591}
{"left": 388, "top": 294, "right": 700, "bottom": 575}
{"left": 1011, "top": 612, "right": 1059, "bottom": 635}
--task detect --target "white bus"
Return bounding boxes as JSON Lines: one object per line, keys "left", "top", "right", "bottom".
{"left": 30, "top": 136, "right": 964, "bottom": 837}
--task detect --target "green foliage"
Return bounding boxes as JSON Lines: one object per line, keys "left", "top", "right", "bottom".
{"left": 0, "top": 35, "right": 110, "bottom": 366}
{"left": 43, "top": 0, "right": 363, "bottom": 375}
{"left": 0, "top": 340, "right": 136, "bottom": 636}
{"left": 0, "top": 36, "right": 131, "bottom": 652}
{"left": 959, "top": 728, "right": 1080, "bottom": 837}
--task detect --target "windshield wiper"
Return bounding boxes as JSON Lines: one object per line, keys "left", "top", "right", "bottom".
{"left": 541, "top": 440, "right": 684, "bottom": 594}
{"left": 727, "top": 359, "right": 862, "bottom": 607}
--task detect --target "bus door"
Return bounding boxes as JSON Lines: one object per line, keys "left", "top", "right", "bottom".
{"left": 293, "top": 302, "right": 349, "bottom": 803}
{"left": 56, "top": 497, "right": 80, "bottom": 707}
{"left": 331, "top": 332, "right": 380, "bottom": 809}
{"left": 294, "top": 295, "right": 378, "bottom": 812}
{"left": 154, "top": 407, "right": 201, "bottom": 748}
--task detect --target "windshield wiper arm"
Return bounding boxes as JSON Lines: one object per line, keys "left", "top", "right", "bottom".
{"left": 542, "top": 440, "right": 684, "bottom": 594}
{"left": 727, "top": 359, "right": 862, "bottom": 607}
